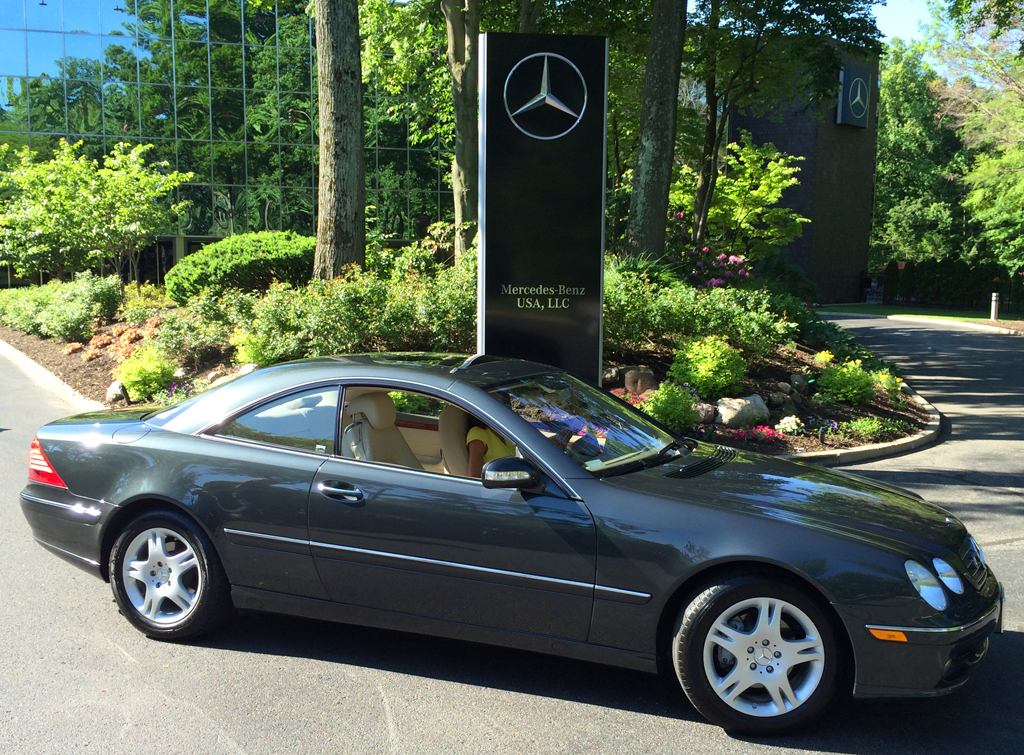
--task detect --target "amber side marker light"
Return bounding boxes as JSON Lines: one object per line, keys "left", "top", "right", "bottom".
{"left": 869, "top": 628, "right": 908, "bottom": 642}
{"left": 29, "top": 437, "right": 68, "bottom": 488}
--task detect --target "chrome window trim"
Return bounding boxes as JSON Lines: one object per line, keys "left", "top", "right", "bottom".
{"left": 321, "top": 454, "right": 489, "bottom": 488}
{"left": 865, "top": 603, "right": 1000, "bottom": 634}
{"left": 192, "top": 379, "right": 345, "bottom": 436}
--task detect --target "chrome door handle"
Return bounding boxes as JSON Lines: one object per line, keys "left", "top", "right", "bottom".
{"left": 317, "top": 482, "right": 364, "bottom": 502}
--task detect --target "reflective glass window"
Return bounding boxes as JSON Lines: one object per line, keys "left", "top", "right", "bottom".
{"left": 66, "top": 80, "right": 103, "bottom": 134}
{"left": 26, "top": 0, "right": 62, "bottom": 32}
{"left": 102, "top": 36, "right": 138, "bottom": 82}
{"left": 276, "top": 12, "right": 310, "bottom": 49}
{"left": 26, "top": 31, "right": 64, "bottom": 78}
{"left": 100, "top": 2, "right": 135, "bottom": 36}
{"left": 64, "top": 34, "right": 102, "bottom": 81}
{"left": 211, "top": 185, "right": 243, "bottom": 234}
{"left": 212, "top": 141, "right": 244, "bottom": 184}
{"left": 280, "top": 102, "right": 311, "bottom": 144}
{"left": 244, "top": 183, "right": 281, "bottom": 232}
{"left": 209, "top": 0, "right": 243, "bottom": 44}
{"left": 27, "top": 77, "right": 66, "bottom": 133}
{"left": 64, "top": 2, "right": 101, "bottom": 35}
{"left": 220, "top": 386, "right": 339, "bottom": 455}
{"left": 246, "top": 143, "right": 278, "bottom": 180}
{"left": 145, "top": 137, "right": 177, "bottom": 169}
{"left": 177, "top": 183, "right": 213, "bottom": 234}
{"left": 276, "top": 46, "right": 310, "bottom": 91}
{"left": 209, "top": 44, "right": 242, "bottom": 89}
{"left": 245, "top": 89, "right": 278, "bottom": 142}
{"left": 0, "top": 30, "right": 26, "bottom": 77}
{"left": 281, "top": 145, "right": 313, "bottom": 187}
{"left": 102, "top": 81, "right": 139, "bottom": 135}
{"left": 140, "top": 84, "right": 174, "bottom": 138}
{"left": 244, "top": 43, "right": 276, "bottom": 90}
{"left": 138, "top": 42, "right": 173, "bottom": 84}
{"left": 243, "top": 4, "right": 275, "bottom": 45}
{"left": 211, "top": 87, "right": 243, "bottom": 140}
{"left": 1, "top": 77, "right": 29, "bottom": 129}
{"left": 136, "top": 0, "right": 170, "bottom": 39}
{"left": 0, "top": 3, "right": 26, "bottom": 30}
{"left": 174, "top": 40, "right": 209, "bottom": 87}
{"left": 282, "top": 188, "right": 314, "bottom": 235}
{"left": 174, "top": 0, "right": 209, "bottom": 42}
{"left": 175, "top": 86, "right": 210, "bottom": 140}
{"left": 177, "top": 139, "right": 212, "bottom": 180}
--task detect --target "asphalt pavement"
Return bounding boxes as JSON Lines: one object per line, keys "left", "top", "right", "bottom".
{"left": 1, "top": 321, "right": 1022, "bottom": 754}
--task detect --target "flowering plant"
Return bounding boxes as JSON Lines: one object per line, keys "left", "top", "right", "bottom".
{"left": 775, "top": 415, "right": 804, "bottom": 435}
{"left": 814, "top": 350, "right": 834, "bottom": 365}
{"left": 611, "top": 388, "right": 648, "bottom": 408}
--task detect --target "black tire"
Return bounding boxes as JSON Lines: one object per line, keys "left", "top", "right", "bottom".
{"left": 109, "top": 510, "right": 231, "bottom": 641}
{"left": 671, "top": 574, "right": 840, "bottom": 735}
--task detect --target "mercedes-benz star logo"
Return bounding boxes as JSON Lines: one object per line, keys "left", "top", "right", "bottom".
{"left": 504, "top": 53, "right": 588, "bottom": 140}
{"left": 848, "top": 76, "right": 868, "bottom": 120}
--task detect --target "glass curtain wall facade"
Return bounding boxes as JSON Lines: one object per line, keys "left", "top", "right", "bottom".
{"left": 0, "top": 0, "right": 452, "bottom": 248}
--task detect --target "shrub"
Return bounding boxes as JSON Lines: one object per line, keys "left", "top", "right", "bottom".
{"left": 816, "top": 360, "right": 876, "bottom": 404}
{"left": 642, "top": 382, "right": 700, "bottom": 433}
{"left": 0, "top": 272, "right": 122, "bottom": 341}
{"left": 164, "top": 231, "right": 315, "bottom": 305}
{"left": 421, "top": 253, "right": 477, "bottom": 352}
{"left": 119, "top": 283, "right": 175, "bottom": 325}
{"left": 114, "top": 343, "right": 177, "bottom": 401}
{"left": 668, "top": 336, "right": 746, "bottom": 399}
{"left": 603, "top": 258, "right": 663, "bottom": 353}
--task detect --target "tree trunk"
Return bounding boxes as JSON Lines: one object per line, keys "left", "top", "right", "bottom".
{"left": 625, "top": 0, "right": 687, "bottom": 258}
{"left": 518, "top": 0, "right": 545, "bottom": 33}
{"left": 441, "top": 0, "right": 480, "bottom": 262}
{"left": 314, "top": 0, "right": 366, "bottom": 279}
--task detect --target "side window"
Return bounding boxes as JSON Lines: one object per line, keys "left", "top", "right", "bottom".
{"left": 219, "top": 386, "right": 339, "bottom": 455}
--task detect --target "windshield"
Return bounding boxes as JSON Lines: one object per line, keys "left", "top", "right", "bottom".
{"left": 488, "top": 373, "right": 679, "bottom": 475}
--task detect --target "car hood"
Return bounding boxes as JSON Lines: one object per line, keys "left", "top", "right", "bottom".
{"left": 601, "top": 443, "right": 964, "bottom": 554}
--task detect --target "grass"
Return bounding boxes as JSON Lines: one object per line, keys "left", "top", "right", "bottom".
{"left": 817, "top": 303, "right": 1021, "bottom": 324}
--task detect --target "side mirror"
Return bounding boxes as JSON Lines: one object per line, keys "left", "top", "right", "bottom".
{"left": 481, "top": 456, "right": 545, "bottom": 493}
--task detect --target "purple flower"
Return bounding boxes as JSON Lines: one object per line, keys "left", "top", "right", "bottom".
{"left": 687, "top": 250, "right": 695, "bottom": 257}
{"left": 724, "top": 271, "right": 734, "bottom": 278}
{"left": 717, "top": 253, "right": 727, "bottom": 261}
{"left": 696, "top": 261, "right": 703, "bottom": 269}
{"left": 738, "top": 268, "right": 748, "bottom": 276}
{"left": 690, "top": 272, "right": 699, "bottom": 277}
{"left": 668, "top": 256, "right": 677, "bottom": 262}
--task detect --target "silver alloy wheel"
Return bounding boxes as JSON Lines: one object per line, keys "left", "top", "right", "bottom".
{"left": 121, "top": 527, "right": 204, "bottom": 626}
{"left": 702, "top": 597, "right": 825, "bottom": 717}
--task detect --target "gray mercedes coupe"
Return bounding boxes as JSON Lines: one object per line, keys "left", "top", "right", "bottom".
{"left": 20, "top": 354, "right": 1003, "bottom": 734}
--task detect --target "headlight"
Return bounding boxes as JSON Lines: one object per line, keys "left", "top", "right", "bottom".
{"left": 932, "top": 558, "right": 964, "bottom": 594}
{"left": 905, "top": 560, "right": 948, "bottom": 611}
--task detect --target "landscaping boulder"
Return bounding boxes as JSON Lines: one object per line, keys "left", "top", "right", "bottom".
{"left": 624, "top": 367, "right": 658, "bottom": 395}
{"left": 237, "top": 363, "right": 258, "bottom": 376}
{"left": 790, "top": 374, "right": 810, "bottom": 395}
{"left": 106, "top": 380, "right": 126, "bottom": 405}
{"left": 767, "top": 392, "right": 786, "bottom": 409}
{"left": 781, "top": 396, "right": 800, "bottom": 415}
{"left": 695, "top": 402, "right": 718, "bottom": 425}
{"left": 173, "top": 367, "right": 186, "bottom": 379}
{"left": 602, "top": 366, "right": 619, "bottom": 388}
{"left": 210, "top": 373, "right": 240, "bottom": 389}
{"left": 207, "top": 368, "right": 226, "bottom": 383}
{"left": 716, "top": 394, "right": 770, "bottom": 428}
{"left": 776, "top": 381, "right": 792, "bottom": 395}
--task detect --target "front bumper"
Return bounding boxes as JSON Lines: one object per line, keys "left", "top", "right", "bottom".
{"left": 843, "top": 578, "right": 1003, "bottom": 699}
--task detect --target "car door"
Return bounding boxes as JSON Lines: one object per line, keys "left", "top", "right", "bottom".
{"left": 307, "top": 387, "right": 597, "bottom": 641}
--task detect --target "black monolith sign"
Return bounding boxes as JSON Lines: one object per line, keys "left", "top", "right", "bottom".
{"left": 478, "top": 33, "right": 608, "bottom": 384}
{"left": 837, "top": 66, "right": 871, "bottom": 128}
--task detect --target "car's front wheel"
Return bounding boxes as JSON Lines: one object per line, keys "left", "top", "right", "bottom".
{"left": 672, "top": 574, "right": 840, "bottom": 734}
{"left": 109, "top": 510, "right": 230, "bottom": 640}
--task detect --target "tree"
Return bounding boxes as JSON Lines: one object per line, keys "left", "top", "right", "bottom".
{"left": 871, "top": 39, "right": 971, "bottom": 266}
{"left": 624, "top": 0, "right": 687, "bottom": 258}
{"left": 92, "top": 143, "right": 192, "bottom": 290}
{"left": 0, "top": 140, "right": 102, "bottom": 280}
{"left": 314, "top": 0, "right": 367, "bottom": 278}
{"left": 683, "top": 0, "right": 879, "bottom": 246}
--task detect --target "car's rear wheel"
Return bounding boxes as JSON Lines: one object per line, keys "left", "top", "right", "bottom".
{"left": 109, "top": 510, "right": 230, "bottom": 640}
{"left": 672, "top": 574, "right": 839, "bottom": 734}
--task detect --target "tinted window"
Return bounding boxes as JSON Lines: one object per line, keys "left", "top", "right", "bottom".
{"left": 220, "top": 386, "right": 339, "bottom": 454}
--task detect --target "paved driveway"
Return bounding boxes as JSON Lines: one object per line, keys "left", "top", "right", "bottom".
{"left": 2, "top": 328, "right": 1021, "bottom": 754}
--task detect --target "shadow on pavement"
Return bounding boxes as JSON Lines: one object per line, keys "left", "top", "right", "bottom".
{"left": 200, "top": 610, "right": 1021, "bottom": 752}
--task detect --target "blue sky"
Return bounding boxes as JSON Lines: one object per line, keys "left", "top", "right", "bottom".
{"left": 873, "top": 0, "right": 932, "bottom": 42}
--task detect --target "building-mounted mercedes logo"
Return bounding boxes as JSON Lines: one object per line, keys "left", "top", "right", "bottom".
{"left": 503, "top": 53, "right": 588, "bottom": 140}
{"left": 848, "top": 75, "right": 869, "bottom": 120}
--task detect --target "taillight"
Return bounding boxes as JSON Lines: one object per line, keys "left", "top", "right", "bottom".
{"left": 29, "top": 437, "right": 67, "bottom": 488}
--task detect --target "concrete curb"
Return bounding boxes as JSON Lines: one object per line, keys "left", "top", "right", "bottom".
{"left": 819, "top": 311, "right": 1024, "bottom": 337}
{"left": 782, "top": 384, "right": 942, "bottom": 467}
{"left": 0, "top": 337, "right": 105, "bottom": 413}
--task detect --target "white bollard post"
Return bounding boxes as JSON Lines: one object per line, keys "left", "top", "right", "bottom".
{"left": 991, "top": 292, "right": 1000, "bottom": 321}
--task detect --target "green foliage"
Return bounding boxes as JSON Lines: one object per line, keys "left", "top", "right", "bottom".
{"left": 671, "top": 133, "right": 809, "bottom": 261}
{"left": 840, "top": 416, "right": 913, "bottom": 441}
{"left": 668, "top": 336, "right": 746, "bottom": 399}
{"left": 119, "top": 284, "right": 176, "bottom": 326}
{"left": 816, "top": 360, "right": 876, "bottom": 405}
{"left": 603, "top": 258, "right": 664, "bottom": 352}
{"left": 420, "top": 253, "right": 478, "bottom": 352}
{"left": 115, "top": 343, "right": 178, "bottom": 401}
{"left": 164, "top": 231, "right": 316, "bottom": 305}
{"left": 154, "top": 289, "right": 256, "bottom": 369}
{"left": 642, "top": 383, "right": 700, "bottom": 433}
{"left": 0, "top": 272, "right": 122, "bottom": 341}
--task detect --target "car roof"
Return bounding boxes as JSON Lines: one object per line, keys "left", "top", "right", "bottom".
{"left": 148, "top": 353, "right": 560, "bottom": 435}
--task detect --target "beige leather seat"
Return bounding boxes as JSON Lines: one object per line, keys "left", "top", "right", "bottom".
{"left": 438, "top": 404, "right": 470, "bottom": 477}
{"left": 341, "top": 393, "right": 423, "bottom": 470}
